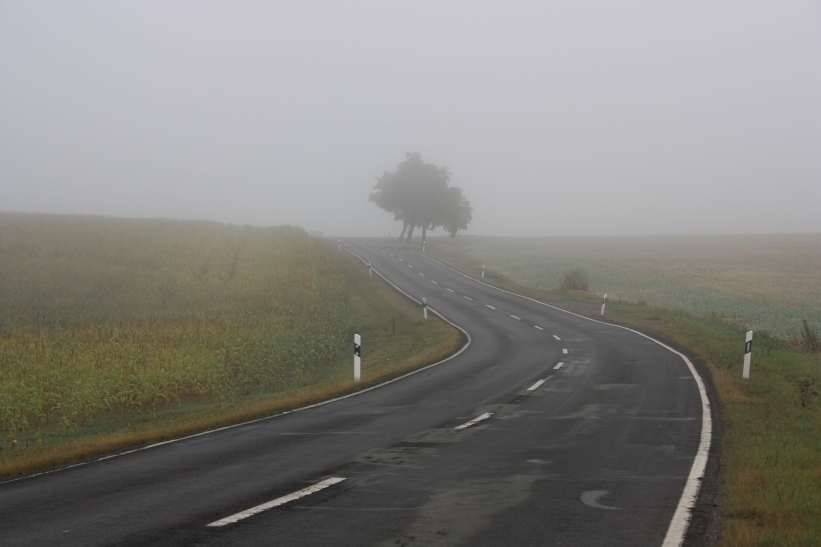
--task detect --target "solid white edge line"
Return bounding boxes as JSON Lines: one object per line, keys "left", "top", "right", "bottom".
{"left": 553, "top": 335, "right": 561, "bottom": 340}
{"left": 1, "top": 243, "right": 473, "bottom": 487}
{"left": 207, "top": 477, "right": 346, "bottom": 527}
{"left": 527, "top": 379, "right": 545, "bottom": 391}
{"left": 534, "top": 325, "right": 543, "bottom": 330}
{"left": 454, "top": 412, "right": 493, "bottom": 430}
{"left": 410, "top": 248, "right": 712, "bottom": 547}
{"left": 553, "top": 362, "right": 564, "bottom": 370}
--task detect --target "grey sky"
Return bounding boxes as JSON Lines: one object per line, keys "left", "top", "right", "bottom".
{"left": 2, "top": 1, "right": 819, "bottom": 236}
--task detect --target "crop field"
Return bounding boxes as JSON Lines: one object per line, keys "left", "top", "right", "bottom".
{"left": 425, "top": 234, "right": 821, "bottom": 339}
{"left": 0, "top": 214, "right": 457, "bottom": 467}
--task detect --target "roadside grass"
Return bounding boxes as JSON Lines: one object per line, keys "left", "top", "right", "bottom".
{"left": 0, "top": 215, "right": 460, "bottom": 478}
{"left": 419, "top": 236, "right": 821, "bottom": 547}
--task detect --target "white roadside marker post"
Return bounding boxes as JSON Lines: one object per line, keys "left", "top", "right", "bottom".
{"left": 368, "top": 262, "right": 372, "bottom": 277}
{"left": 422, "top": 239, "right": 426, "bottom": 252}
{"left": 742, "top": 330, "right": 753, "bottom": 379}
{"left": 423, "top": 298, "right": 427, "bottom": 319}
{"left": 337, "top": 239, "right": 341, "bottom": 250}
{"left": 482, "top": 264, "right": 485, "bottom": 279}
{"left": 600, "top": 294, "right": 607, "bottom": 316}
{"left": 354, "top": 334, "right": 361, "bottom": 382}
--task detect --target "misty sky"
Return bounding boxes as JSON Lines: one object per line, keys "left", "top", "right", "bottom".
{"left": 2, "top": 1, "right": 819, "bottom": 236}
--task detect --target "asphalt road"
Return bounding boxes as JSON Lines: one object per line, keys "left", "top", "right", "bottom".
{"left": 0, "top": 239, "right": 711, "bottom": 547}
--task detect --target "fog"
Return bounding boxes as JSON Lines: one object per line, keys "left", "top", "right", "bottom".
{"left": 2, "top": 1, "right": 819, "bottom": 236}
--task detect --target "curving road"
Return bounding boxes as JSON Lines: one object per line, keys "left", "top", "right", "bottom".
{"left": 0, "top": 239, "right": 710, "bottom": 547}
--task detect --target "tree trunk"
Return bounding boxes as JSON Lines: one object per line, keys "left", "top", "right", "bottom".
{"left": 399, "top": 223, "right": 407, "bottom": 242}
{"left": 407, "top": 225, "right": 415, "bottom": 243}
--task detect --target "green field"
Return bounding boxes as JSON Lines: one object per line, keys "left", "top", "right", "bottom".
{"left": 0, "top": 214, "right": 459, "bottom": 476}
{"left": 423, "top": 235, "right": 821, "bottom": 547}
{"left": 425, "top": 234, "right": 821, "bottom": 339}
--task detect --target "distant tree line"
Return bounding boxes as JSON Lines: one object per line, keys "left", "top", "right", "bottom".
{"left": 369, "top": 153, "right": 472, "bottom": 244}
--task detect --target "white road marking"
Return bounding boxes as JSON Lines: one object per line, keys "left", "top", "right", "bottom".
{"left": 398, "top": 258, "right": 403, "bottom": 262}
{"left": 207, "top": 478, "right": 346, "bottom": 527}
{"left": 581, "top": 490, "right": 621, "bottom": 510}
{"left": 419, "top": 272, "right": 424, "bottom": 276}
{"left": 454, "top": 413, "right": 493, "bottom": 430}
{"left": 389, "top": 253, "right": 393, "bottom": 256}
{"left": 534, "top": 325, "right": 543, "bottom": 330}
{"left": 553, "top": 335, "right": 561, "bottom": 340}
{"left": 432, "top": 280, "right": 438, "bottom": 284}
{"left": 464, "top": 296, "right": 473, "bottom": 300}
{"left": 447, "top": 288, "right": 454, "bottom": 292}
{"left": 510, "top": 315, "right": 520, "bottom": 320}
{"left": 485, "top": 305, "right": 495, "bottom": 309}
{"left": 527, "top": 379, "right": 546, "bottom": 391}
{"left": 553, "top": 362, "right": 564, "bottom": 370}
{"left": 408, "top": 264, "right": 412, "bottom": 268}
{"left": 562, "top": 348, "right": 568, "bottom": 354}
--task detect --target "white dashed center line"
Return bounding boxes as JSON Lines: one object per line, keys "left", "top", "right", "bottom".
{"left": 553, "top": 335, "right": 561, "bottom": 341}
{"left": 407, "top": 264, "right": 412, "bottom": 268}
{"left": 419, "top": 272, "right": 424, "bottom": 276}
{"left": 562, "top": 348, "right": 568, "bottom": 354}
{"left": 431, "top": 280, "right": 438, "bottom": 284}
{"left": 398, "top": 258, "right": 403, "bottom": 262}
{"left": 464, "top": 296, "right": 473, "bottom": 300}
{"left": 553, "top": 362, "right": 564, "bottom": 370}
{"left": 527, "top": 375, "right": 554, "bottom": 391}
{"left": 454, "top": 413, "right": 493, "bottom": 430}
{"left": 510, "top": 315, "right": 521, "bottom": 320}
{"left": 533, "top": 325, "right": 543, "bottom": 330}
{"left": 207, "top": 478, "right": 346, "bottom": 527}
{"left": 485, "top": 305, "right": 495, "bottom": 310}
{"left": 447, "top": 288, "right": 454, "bottom": 292}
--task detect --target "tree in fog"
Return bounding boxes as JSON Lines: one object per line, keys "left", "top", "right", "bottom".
{"left": 369, "top": 153, "right": 472, "bottom": 244}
